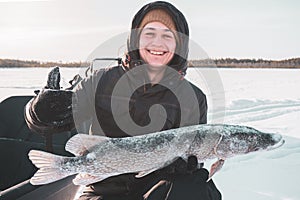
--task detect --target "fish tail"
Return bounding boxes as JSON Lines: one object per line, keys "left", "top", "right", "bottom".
{"left": 28, "top": 150, "right": 71, "bottom": 185}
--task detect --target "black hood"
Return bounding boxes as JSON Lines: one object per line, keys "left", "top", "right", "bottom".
{"left": 127, "top": 1, "right": 189, "bottom": 76}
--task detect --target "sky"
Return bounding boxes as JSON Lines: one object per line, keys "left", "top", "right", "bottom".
{"left": 0, "top": 0, "right": 299, "bottom": 62}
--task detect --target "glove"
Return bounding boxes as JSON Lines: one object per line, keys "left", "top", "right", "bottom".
{"left": 145, "top": 156, "right": 222, "bottom": 200}
{"left": 165, "top": 168, "right": 222, "bottom": 200}
{"left": 25, "top": 67, "right": 76, "bottom": 134}
{"left": 30, "top": 89, "right": 74, "bottom": 123}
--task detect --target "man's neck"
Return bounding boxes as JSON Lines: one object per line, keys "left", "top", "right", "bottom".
{"left": 146, "top": 68, "right": 166, "bottom": 85}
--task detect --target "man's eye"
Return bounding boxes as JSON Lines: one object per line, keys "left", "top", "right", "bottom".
{"left": 163, "top": 34, "right": 174, "bottom": 39}
{"left": 144, "top": 32, "right": 155, "bottom": 36}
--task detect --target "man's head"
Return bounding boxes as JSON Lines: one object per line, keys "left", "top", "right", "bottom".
{"left": 127, "top": 1, "right": 189, "bottom": 75}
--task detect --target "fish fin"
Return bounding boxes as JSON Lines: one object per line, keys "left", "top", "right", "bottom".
{"left": 135, "top": 168, "right": 158, "bottom": 178}
{"left": 136, "top": 157, "right": 181, "bottom": 179}
{"left": 65, "top": 134, "right": 109, "bottom": 156}
{"left": 144, "top": 180, "right": 167, "bottom": 199}
{"left": 73, "top": 173, "right": 111, "bottom": 185}
{"left": 207, "top": 159, "right": 225, "bottom": 182}
{"left": 136, "top": 157, "right": 181, "bottom": 178}
{"left": 28, "top": 150, "right": 71, "bottom": 185}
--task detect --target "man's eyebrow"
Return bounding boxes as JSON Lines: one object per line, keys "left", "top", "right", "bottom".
{"left": 143, "top": 27, "right": 172, "bottom": 32}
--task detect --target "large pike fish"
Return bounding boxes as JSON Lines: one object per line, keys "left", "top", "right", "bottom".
{"left": 28, "top": 124, "right": 284, "bottom": 185}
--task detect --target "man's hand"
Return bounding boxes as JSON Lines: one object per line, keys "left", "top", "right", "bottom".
{"left": 25, "top": 67, "right": 76, "bottom": 134}
{"left": 146, "top": 156, "right": 222, "bottom": 200}
{"left": 31, "top": 89, "right": 73, "bottom": 123}
{"left": 165, "top": 168, "right": 222, "bottom": 200}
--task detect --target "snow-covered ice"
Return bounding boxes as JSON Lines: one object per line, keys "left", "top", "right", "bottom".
{"left": 1, "top": 67, "right": 299, "bottom": 199}
{"left": 188, "top": 68, "right": 300, "bottom": 200}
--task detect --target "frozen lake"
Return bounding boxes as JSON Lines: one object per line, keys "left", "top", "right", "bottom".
{"left": 0, "top": 67, "right": 300, "bottom": 199}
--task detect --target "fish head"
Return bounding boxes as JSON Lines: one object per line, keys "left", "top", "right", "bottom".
{"left": 215, "top": 125, "right": 285, "bottom": 159}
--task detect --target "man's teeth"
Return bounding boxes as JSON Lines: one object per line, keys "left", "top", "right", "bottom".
{"left": 149, "top": 50, "right": 164, "bottom": 55}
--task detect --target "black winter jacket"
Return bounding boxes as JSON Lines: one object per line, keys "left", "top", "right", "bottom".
{"left": 72, "top": 64, "right": 207, "bottom": 137}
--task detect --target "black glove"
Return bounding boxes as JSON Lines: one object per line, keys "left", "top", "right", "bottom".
{"left": 165, "top": 168, "right": 222, "bottom": 200}
{"left": 146, "top": 156, "right": 222, "bottom": 200}
{"left": 25, "top": 67, "right": 76, "bottom": 134}
{"left": 30, "top": 89, "right": 74, "bottom": 123}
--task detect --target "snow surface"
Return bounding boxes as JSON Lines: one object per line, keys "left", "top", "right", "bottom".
{"left": 188, "top": 68, "right": 300, "bottom": 200}
{"left": 1, "top": 67, "right": 299, "bottom": 199}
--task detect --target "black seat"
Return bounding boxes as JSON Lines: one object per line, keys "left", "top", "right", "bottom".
{"left": 0, "top": 96, "right": 76, "bottom": 192}
{"left": 0, "top": 96, "right": 36, "bottom": 140}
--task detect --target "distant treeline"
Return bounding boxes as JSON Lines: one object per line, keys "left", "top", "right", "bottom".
{"left": 0, "top": 59, "right": 89, "bottom": 68}
{"left": 1, "top": 58, "right": 300, "bottom": 68}
{"left": 189, "top": 58, "right": 300, "bottom": 68}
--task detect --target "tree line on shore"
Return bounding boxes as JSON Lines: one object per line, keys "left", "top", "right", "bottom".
{"left": 189, "top": 58, "right": 300, "bottom": 68}
{"left": 0, "top": 57, "right": 300, "bottom": 68}
{"left": 0, "top": 59, "right": 89, "bottom": 68}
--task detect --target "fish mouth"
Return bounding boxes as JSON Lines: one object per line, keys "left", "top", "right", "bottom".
{"left": 267, "top": 135, "right": 285, "bottom": 151}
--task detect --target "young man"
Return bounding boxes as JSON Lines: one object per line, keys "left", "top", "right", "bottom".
{"left": 25, "top": 1, "right": 221, "bottom": 199}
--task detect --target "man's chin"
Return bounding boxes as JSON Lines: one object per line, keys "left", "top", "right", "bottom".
{"left": 149, "top": 63, "right": 163, "bottom": 67}
{"left": 147, "top": 63, "right": 167, "bottom": 68}
{"left": 146, "top": 63, "right": 167, "bottom": 71}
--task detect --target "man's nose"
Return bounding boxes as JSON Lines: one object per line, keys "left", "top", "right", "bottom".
{"left": 151, "top": 35, "right": 164, "bottom": 46}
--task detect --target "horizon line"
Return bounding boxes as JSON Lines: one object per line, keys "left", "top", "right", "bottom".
{"left": 1, "top": 56, "right": 300, "bottom": 63}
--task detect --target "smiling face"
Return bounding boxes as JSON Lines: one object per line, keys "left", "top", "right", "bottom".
{"left": 139, "top": 22, "right": 176, "bottom": 70}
